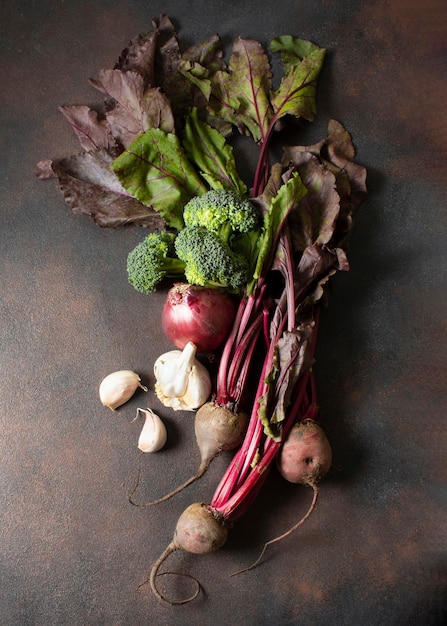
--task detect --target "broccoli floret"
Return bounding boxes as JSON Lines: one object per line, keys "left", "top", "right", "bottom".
{"left": 183, "top": 189, "right": 259, "bottom": 244}
{"left": 174, "top": 226, "right": 249, "bottom": 291}
{"left": 127, "top": 231, "right": 185, "bottom": 294}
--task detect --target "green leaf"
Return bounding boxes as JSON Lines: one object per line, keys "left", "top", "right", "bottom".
{"left": 182, "top": 33, "right": 225, "bottom": 71}
{"left": 270, "top": 36, "right": 322, "bottom": 72}
{"left": 180, "top": 34, "right": 226, "bottom": 100}
{"left": 253, "top": 170, "right": 308, "bottom": 282}
{"left": 227, "top": 38, "right": 273, "bottom": 142}
{"left": 270, "top": 40, "right": 326, "bottom": 122}
{"left": 256, "top": 348, "right": 280, "bottom": 439}
{"left": 111, "top": 128, "right": 207, "bottom": 230}
{"left": 180, "top": 59, "right": 238, "bottom": 135}
{"left": 184, "top": 38, "right": 274, "bottom": 142}
{"left": 179, "top": 59, "right": 213, "bottom": 100}
{"left": 183, "top": 108, "right": 247, "bottom": 194}
{"left": 207, "top": 68, "right": 241, "bottom": 124}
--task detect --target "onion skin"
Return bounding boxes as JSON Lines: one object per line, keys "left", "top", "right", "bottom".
{"left": 162, "top": 283, "right": 236, "bottom": 353}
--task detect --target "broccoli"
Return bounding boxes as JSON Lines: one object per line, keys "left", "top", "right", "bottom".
{"left": 127, "top": 231, "right": 185, "bottom": 294}
{"left": 126, "top": 191, "right": 260, "bottom": 294}
{"left": 174, "top": 226, "right": 249, "bottom": 291}
{"left": 183, "top": 189, "right": 259, "bottom": 244}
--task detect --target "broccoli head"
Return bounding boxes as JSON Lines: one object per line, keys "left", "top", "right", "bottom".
{"left": 127, "top": 231, "right": 185, "bottom": 294}
{"left": 183, "top": 189, "right": 259, "bottom": 243}
{"left": 174, "top": 226, "right": 249, "bottom": 291}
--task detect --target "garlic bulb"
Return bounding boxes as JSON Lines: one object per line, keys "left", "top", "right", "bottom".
{"left": 135, "top": 408, "right": 167, "bottom": 453}
{"left": 99, "top": 370, "right": 147, "bottom": 410}
{"left": 154, "top": 342, "right": 211, "bottom": 411}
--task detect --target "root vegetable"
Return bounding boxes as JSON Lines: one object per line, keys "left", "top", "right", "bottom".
{"left": 194, "top": 402, "right": 248, "bottom": 468}
{"left": 149, "top": 502, "right": 228, "bottom": 605}
{"left": 277, "top": 419, "right": 332, "bottom": 485}
{"left": 129, "top": 402, "right": 248, "bottom": 506}
{"left": 232, "top": 419, "right": 332, "bottom": 575}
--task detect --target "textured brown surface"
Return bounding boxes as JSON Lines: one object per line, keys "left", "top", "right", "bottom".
{"left": 1, "top": 1, "right": 446, "bottom": 624}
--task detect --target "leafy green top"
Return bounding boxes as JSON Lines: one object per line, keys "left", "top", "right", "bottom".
{"left": 36, "top": 15, "right": 327, "bottom": 231}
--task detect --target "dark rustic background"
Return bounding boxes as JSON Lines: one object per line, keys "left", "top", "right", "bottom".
{"left": 1, "top": 1, "right": 446, "bottom": 624}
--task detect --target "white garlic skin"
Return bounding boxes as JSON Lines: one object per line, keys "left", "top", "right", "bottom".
{"left": 99, "top": 370, "right": 147, "bottom": 410}
{"left": 180, "top": 362, "right": 212, "bottom": 409}
{"left": 155, "top": 362, "right": 211, "bottom": 411}
{"left": 153, "top": 342, "right": 211, "bottom": 411}
{"left": 136, "top": 408, "right": 167, "bottom": 453}
{"left": 153, "top": 350, "right": 189, "bottom": 397}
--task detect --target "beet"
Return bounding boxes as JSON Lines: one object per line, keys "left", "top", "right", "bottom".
{"left": 129, "top": 403, "right": 248, "bottom": 507}
{"left": 231, "top": 420, "right": 333, "bottom": 576}
{"left": 278, "top": 419, "right": 332, "bottom": 485}
{"left": 149, "top": 502, "right": 228, "bottom": 605}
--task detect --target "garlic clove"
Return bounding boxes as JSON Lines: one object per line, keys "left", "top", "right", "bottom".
{"left": 153, "top": 349, "right": 190, "bottom": 397}
{"left": 135, "top": 408, "right": 167, "bottom": 452}
{"left": 99, "top": 370, "right": 148, "bottom": 410}
{"left": 154, "top": 384, "right": 193, "bottom": 411}
{"left": 181, "top": 362, "right": 212, "bottom": 410}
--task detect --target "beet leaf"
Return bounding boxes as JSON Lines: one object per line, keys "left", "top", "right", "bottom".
{"left": 58, "top": 105, "right": 117, "bottom": 154}
{"left": 89, "top": 71, "right": 175, "bottom": 148}
{"left": 182, "top": 108, "right": 247, "bottom": 194}
{"left": 250, "top": 170, "right": 308, "bottom": 290}
{"left": 35, "top": 150, "right": 167, "bottom": 229}
{"left": 110, "top": 128, "right": 207, "bottom": 230}
{"left": 270, "top": 37, "right": 326, "bottom": 122}
{"left": 258, "top": 323, "right": 314, "bottom": 440}
{"left": 226, "top": 38, "right": 273, "bottom": 143}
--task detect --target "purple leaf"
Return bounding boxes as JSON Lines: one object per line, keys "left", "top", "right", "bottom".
{"left": 35, "top": 150, "right": 166, "bottom": 228}
{"left": 58, "top": 105, "right": 117, "bottom": 153}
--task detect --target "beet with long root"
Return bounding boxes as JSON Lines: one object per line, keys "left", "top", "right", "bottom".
{"left": 149, "top": 502, "right": 228, "bottom": 605}
{"left": 130, "top": 403, "right": 248, "bottom": 506}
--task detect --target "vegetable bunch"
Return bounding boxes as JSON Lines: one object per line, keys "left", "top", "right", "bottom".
{"left": 37, "top": 15, "right": 367, "bottom": 606}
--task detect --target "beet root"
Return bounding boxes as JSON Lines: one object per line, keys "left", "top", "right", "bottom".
{"left": 232, "top": 420, "right": 332, "bottom": 576}
{"left": 149, "top": 502, "right": 228, "bottom": 604}
{"left": 129, "top": 403, "right": 248, "bottom": 507}
{"left": 194, "top": 402, "right": 248, "bottom": 465}
{"left": 277, "top": 419, "right": 332, "bottom": 486}
{"left": 173, "top": 502, "right": 228, "bottom": 554}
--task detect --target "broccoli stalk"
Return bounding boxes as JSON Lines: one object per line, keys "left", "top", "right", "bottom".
{"left": 127, "top": 232, "right": 185, "bottom": 294}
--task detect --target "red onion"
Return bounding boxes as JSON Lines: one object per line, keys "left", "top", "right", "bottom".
{"left": 162, "top": 283, "right": 237, "bottom": 353}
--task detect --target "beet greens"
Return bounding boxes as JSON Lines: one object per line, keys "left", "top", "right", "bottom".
{"left": 209, "top": 120, "right": 367, "bottom": 526}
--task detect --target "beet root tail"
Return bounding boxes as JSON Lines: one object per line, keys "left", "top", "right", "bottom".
{"left": 230, "top": 483, "right": 320, "bottom": 576}
{"left": 147, "top": 541, "right": 201, "bottom": 606}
